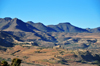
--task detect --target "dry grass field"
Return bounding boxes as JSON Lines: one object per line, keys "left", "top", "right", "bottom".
{"left": 0, "top": 45, "right": 99, "bottom": 66}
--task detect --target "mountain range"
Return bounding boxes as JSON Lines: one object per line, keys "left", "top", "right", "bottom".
{"left": 0, "top": 17, "right": 100, "bottom": 33}
{"left": 0, "top": 17, "right": 100, "bottom": 48}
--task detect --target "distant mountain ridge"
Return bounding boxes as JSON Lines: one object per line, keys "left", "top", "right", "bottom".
{"left": 47, "top": 22, "right": 90, "bottom": 33}
{"left": 0, "top": 17, "right": 100, "bottom": 33}
{"left": 26, "top": 21, "right": 56, "bottom": 32}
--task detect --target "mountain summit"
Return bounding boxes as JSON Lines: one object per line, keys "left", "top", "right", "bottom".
{"left": 0, "top": 18, "right": 37, "bottom": 32}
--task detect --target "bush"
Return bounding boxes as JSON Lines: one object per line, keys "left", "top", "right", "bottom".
{"left": 58, "top": 59, "right": 67, "bottom": 64}
{"left": 34, "top": 51, "right": 41, "bottom": 53}
{"left": 23, "top": 56, "right": 28, "bottom": 59}
{"left": 1, "top": 60, "right": 9, "bottom": 66}
{"left": 0, "top": 58, "right": 22, "bottom": 66}
{"left": 11, "top": 58, "right": 22, "bottom": 66}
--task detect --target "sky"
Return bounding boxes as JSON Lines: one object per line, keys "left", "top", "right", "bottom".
{"left": 0, "top": 0, "right": 100, "bottom": 28}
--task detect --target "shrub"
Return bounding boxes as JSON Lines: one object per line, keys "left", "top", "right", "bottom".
{"left": 1, "top": 60, "right": 9, "bottom": 66}
{"left": 23, "top": 56, "right": 28, "bottom": 59}
{"left": 0, "top": 58, "right": 22, "bottom": 66}
{"left": 58, "top": 59, "right": 67, "bottom": 64}
{"left": 34, "top": 51, "right": 41, "bottom": 53}
{"left": 11, "top": 58, "right": 22, "bottom": 66}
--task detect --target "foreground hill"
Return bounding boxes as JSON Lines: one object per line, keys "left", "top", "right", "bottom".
{"left": 1, "top": 30, "right": 100, "bottom": 49}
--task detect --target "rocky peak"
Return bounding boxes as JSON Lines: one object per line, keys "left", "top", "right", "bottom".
{"left": 58, "top": 22, "right": 71, "bottom": 25}
{"left": 27, "top": 21, "right": 34, "bottom": 24}
{"left": 4, "top": 17, "right": 12, "bottom": 21}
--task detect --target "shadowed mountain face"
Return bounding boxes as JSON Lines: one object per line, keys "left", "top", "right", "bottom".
{"left": 0, "top": 31, "right": 17, "bottom": 47}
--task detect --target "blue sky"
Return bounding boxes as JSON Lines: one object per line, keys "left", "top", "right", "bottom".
{"left": 0, "top": 0, "right": 100, "bottom": 28}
